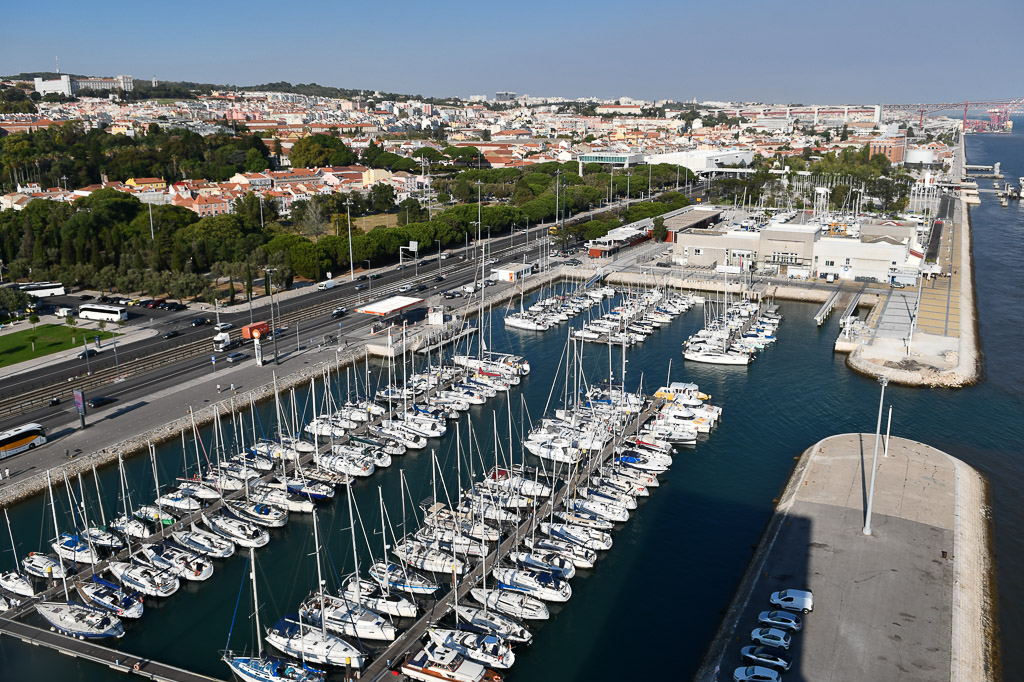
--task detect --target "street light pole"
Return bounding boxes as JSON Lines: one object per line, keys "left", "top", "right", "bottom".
{"left": 266, "top": 268, "right": 280, "bottom": 365}
{"left": 365, "top": 260, "right": 372, "bottom": 296}
{"left": 862, "top": 375, "right": 889, "bottom": 536}
{"left": 346, "top": 198, "right": 354, "bottom": 281}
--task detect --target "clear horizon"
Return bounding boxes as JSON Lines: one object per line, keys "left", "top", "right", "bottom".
{"left": 2, "top": 0, "right": 1021, "bottom": 104}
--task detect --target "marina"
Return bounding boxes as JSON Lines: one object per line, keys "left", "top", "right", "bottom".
{"left": 0, "top": 129, "right": 1021, "bottom": 682}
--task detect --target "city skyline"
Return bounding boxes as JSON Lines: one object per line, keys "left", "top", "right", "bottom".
{"left": 3, "top": 0, "right": 1022, "bottom": 103}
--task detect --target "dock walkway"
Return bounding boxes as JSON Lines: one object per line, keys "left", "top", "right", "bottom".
{"left": 360, "top": 398, "right": 661, "bottom": 681}
{"left": 694, "top": 433, "right": 994, "bottom": 682}
{"left": 0, "top": 616, "right": 222, "bottom": 682}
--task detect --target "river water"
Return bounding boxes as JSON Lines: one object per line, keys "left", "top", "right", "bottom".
{"left": 1, "top": 128, "right": 1022, "bottom": 681}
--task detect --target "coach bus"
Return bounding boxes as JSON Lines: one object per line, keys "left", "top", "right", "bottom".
{"left": 76, "top": 304, "right": 128, "bottom": 323}
{"left": 0, "top": 423, "right": 47, "bottom": 459}
{"left": 19, "top": 281, "right": 65, "bottom": 297}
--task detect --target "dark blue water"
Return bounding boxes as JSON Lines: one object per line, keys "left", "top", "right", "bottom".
{"left": 1, "top": 128, "right": 1023, "bottom": 681}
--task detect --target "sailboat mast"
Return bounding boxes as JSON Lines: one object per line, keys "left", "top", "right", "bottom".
{"left": 346, "top": 482, "right": 362, "bottom": 603}
{"left": 46, "top": 471, "right": 70, "bottom": 601}
{"left": 91, "top": 464, "right": 106, "bottom": 526}
{"left": 312, "top": 511, "right": 327, "bottom": 639}
{"left": 4, "top": 509, "right": 21, "bottom": 577}
{"left": 249, "top": 546, "right": 262, "bottom": 656}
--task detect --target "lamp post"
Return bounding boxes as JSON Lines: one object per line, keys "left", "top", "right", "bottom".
{"left": 259, "top": 195, "right": 265, "bottom": 229}
{"left": 365, "top": 260, "right": 372, "bottom": 295}
{"left": 862, "top": 375, "right": 889, "bottom": 536}
{"left": 345, "top": 198, "right": 354, "bottom": 281}
{"left": 265, "top": 268, "right": 280, "bottom": 365}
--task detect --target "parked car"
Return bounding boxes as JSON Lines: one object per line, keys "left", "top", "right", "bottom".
{"left": 758, "top": 610, "right": 802, "bottom": 632}
{"left": 78, "top": 294, "right": 94, "bottom": 301}
{"left": 732, "top": 666, "right": 781, "bottom": 682}
{"left": 890, "top": 281, "right": 906, "bottom": 289}
{"left": 98, "top": 295, "right": 112, "bottom": 303}
{"left": 769, "top": 588, "right": 813, "bottom": 613}
{"left": 116, "top": 298, "right": 131, "bottom": 306}
{"left": 77, "top": 348, "right": 100, "bottom": 359}
{"left": 86, "top": 396, "right": 116, "bottom": 409}
{"left": 225, "top": 352, "right": 248, "bottom": 363}
{"left": 162, "top": 330, "right": 180, "bottom": 340}
{"left": 213, "top": 322, "right": 233, "bottom": 332}
{"left": 332, "top": 307, "right": 347, "bottom": 319}
{"left": 739, "top": 646, "right": 791, "bottom": 671}
{"left": 750, "top": 628, "right": 792, "bottom": 650}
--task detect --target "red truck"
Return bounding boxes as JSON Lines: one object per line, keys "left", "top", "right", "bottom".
{"left": 241, "top": 321, "right": 270, "bottom": 339}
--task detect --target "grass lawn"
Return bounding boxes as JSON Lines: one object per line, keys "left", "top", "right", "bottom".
{"left": 0, "top": 324, "right": 118, "bottom": 369}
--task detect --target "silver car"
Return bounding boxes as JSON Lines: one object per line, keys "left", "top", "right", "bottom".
{"left": 733, "top": 667, "right": 781, "bottom": 682}
{"left": 758, "top": 610, "right": 802, "bottom": 632}
{"left": 750, "top": 627, "right": 792, "bottom": 650}
{"left": 740, "top": 646, "right": 792, "bottom": 671}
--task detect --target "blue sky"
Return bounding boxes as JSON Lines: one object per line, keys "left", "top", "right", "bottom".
{"left": 3, "top": 0, "right": 1021, "bottom": 103}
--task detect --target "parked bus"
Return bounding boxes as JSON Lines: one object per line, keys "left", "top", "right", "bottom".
{"left": 76, "top": 304, "right": 128, "bottom": 323}
{"left": 0, "top": 423, "right": 47, "bottom": 459}
{"left": 19, "top": 282, "right": 65, "bottom": 298}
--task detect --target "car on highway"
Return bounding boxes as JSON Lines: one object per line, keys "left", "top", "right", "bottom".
{"left": 757, "top": 610, "right": 802, "bottom": 632}
{"left": 483, "top": 280, "right": 496, "bottom": 287}
{"left": 890, "top": 281, "right": 906, "bottom": 289}
{"left": 433, "top": 275, "right": 445, "bottom": 282}
{"left": 732, "top": 666, "right": 781, "bottom": 682}
{"left": 78, "top": 294, "right": 94, "bottom": 301}
{"left": 356, "top": 274, "right": 369, "bottom": 281}
{"left": 369, "top": 272, "right": 383, "bottom": 280}
{"left": 191, "top": 317, "right": 210, "bottom": 327}
{"left": 332, "top": 307, "right": 347, "bottom": 318}
{"left": 487, "top": 257, "right": 499, "bottom": 264}
{"left": 414, "top": 284, "right": 428, "bottom": 292}
{"left": 86, "top": 396, "right": 116, "bottom": 409}
{"left": 354, "top": 284, "right": 367, "bottom": 291}
{"left": 77, "top": 348, "right": 100, "bottom": 359}
{"left": 739, "top": 646, "right": 791, "bottom": 671}
{"left": 440, "top": 253, "right": 450, "bottom": 260}
{"left": 769, "top": 588, "right": 813, "bottom": 613}
{"left": 399, "top": 284, "right": 413, "bottom": 293}
{"left": 162, "top": 330, "right": 180, "bottom": 339}
{"left": 49, "top": 397, "right": 61, "bottom": 406}
{"left": 214, "top": 322, "right": 233, "bottom": 332}
{"left": 443, "top": 290, "right": 462, "bottom": 299}
{"left": 750, "top": 627, "right": 791, "bottom": 650}
{"left": 225, "top": 352, "right": 248, "bottom": 363}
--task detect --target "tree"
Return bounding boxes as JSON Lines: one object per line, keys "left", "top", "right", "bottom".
{"left": 370, "top": 184, "right": 397, "bottom": 214}
{"left": 302, "top": 199, "right": 329, "bottom": 240}
{"left": 66, "top": 316, "right": 77, "bottom": 344}
{"left": 245, "top": 262, "right": 253, "bottom": 301}
{"left": 244, "top": 147, "right": 269, "bottom": 172}
{"left": 28, "top": 313, "right": 39, "bottom": 329}
{"left": 652, "top": 217, "right": 668, "bottom": 242}
{"left": 228, "top": 277, "right": 236, "bottom": 304}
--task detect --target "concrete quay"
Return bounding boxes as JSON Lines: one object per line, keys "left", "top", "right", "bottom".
{"left": 695, "top": 433, "right": 995, "bottom": 682}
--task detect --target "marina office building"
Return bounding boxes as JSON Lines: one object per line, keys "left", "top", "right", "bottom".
{"left": 669, "top": 214, "right": 923, "bottom": 284}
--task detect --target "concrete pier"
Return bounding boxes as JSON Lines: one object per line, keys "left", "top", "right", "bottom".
{"left": 695, "top": 433, "right": 995, "bottom": 682}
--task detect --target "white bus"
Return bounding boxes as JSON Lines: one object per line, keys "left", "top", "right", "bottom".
{"left": 77, "top": 304, "right": 128, "bottom": 322}
{"left": 0, "top": 423, "right": 47, "bottom": 459}
{"left": 20, "top": 282, "right": 65, "bottom": 298}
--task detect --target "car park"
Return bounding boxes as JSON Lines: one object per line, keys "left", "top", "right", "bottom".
{"left": 225, "top": 352, "right": 248, "bottom": 363}
{"left": 77, "top": 348, "right": 100, "bottom": 359}
{"left": 769, "top": 588, "right": 813, "bottom": 613}
{"left": 86, "top": 396, "right": 116, "bottom": 409}
{"left": 757, "top": 610, "right": 802, "bottom": 632}
{"left": 332, "top": 307, "right": 347, "bottom": 318}
{"left": 162, "top": 330, "right": 180, "bottom": 339}
{"left": 750, "top": 627, "right": 791, "bottom": 650}
{"left": 732, "top": 666, "right": 781, "bottom": 682}
{"left": 739, "top": 646, "right": 791, "bottom": 672}
{"left": 214, "top": 322, "right": 233, "bottom": 332}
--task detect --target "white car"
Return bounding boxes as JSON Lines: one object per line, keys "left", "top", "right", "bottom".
{"left": 214, "top": 322, "right": 233, "bottom": 332}
{"left": 769, "top": 588, "right": 813, "bottom": 613}
{"left": 399, "top": 284, "right": 413, "bottom": 293}
{"left": 733, "top": 666, "right": 781, "bottom": 682}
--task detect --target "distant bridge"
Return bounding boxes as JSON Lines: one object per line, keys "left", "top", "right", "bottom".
{"left": 882, "top": 98, "right": 1024, "bottom": 127}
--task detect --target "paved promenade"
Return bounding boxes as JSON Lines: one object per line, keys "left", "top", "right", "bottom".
{"left": 695, "top": 433, "right": 994, "bottom": 682}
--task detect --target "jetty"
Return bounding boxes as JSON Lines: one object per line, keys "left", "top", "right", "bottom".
{"left": 694, "top": 433, "right": 995, "bottom": 682}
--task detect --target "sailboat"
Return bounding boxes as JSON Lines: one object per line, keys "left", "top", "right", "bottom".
{"left": 74, "top": 575, "right": 144, "bottom": 619}
{"left": 264, "top": 511, "right": 365, "bottom": 669}
{"left": 172, "top": 523, "right": 236, "bottom": 559}
{"left": 1, "top": 510, "right": 34, "bottom": 597}
{"left": 108, "top": 561, "right": 179, "bottom": 597}
{"left": 427, "top": 629, "right": 515, "bottom": 669}
{"left": 223, "top": 547, "right": 325, "bottom": 682}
